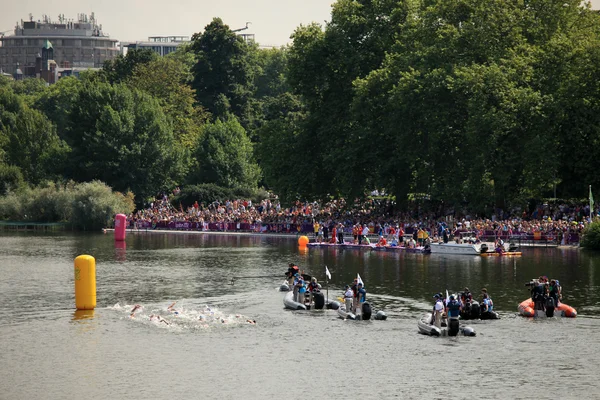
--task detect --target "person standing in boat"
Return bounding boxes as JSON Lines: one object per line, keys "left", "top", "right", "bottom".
{"left": 549, "top": 279, "right": 562, "bottom": 305}
{"left": 344, "top": 285, "right": 354, "bottom": 312}
{"left": 307, "top": 277, "right": 320, "bottom": 305}
{"left": 446, "top": 295, "right": 462, "bottom": 326}
{"left": 432, "top": 294, "right": 445, "bottom": 328}
{"left": 356, "top": 282, "right": 367, "bottom": 315}
{"left": 292, "top": 273, "right": 303, "bottom": 302}
{"left": 286, "top": 263, "right": 299, "bottom": 287}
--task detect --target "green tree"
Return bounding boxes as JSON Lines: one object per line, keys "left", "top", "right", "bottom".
{"left": 127, "top": 57, "right": 207, "bottom": 150}
{"left": 190, "top": 116, "right": 260, "bottom": 189}
{"left": 42, "top": 79, "right": 184, "bottom": 203}
{"left": 102, "top": 48, "right": 159, "bottom": 84}
{"left": 190, "top": 18, "right": 255, "bottom": 127}
{"left": 0, "top": 86, "right": 68, "bottom": 184}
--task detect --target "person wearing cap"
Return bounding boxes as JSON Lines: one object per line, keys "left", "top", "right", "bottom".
{"left": 344, "top": 285, "right": 354, "bottom": 312}
{"left": 432, "top": 294, "right": 445, "bottom": 329}
{"left": 446, "top": 295, "right": 462, "bottom": 321}
{"left": 286, "top": 263, "right": 299, "bottom": 286}
{"left": 356, "top": 282, "right": 367, "bottom": 315}
{"left": 292, "top": 273, "right": 303, "bottom": 303}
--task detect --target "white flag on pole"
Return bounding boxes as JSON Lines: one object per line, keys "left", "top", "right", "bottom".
{"left": 357, "top": 273, "right": 364, "bottom": 286}
{"left": 325, "top": 266, "right": 331, "bottom": 280}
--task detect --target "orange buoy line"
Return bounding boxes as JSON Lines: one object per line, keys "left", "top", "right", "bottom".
{"left": 480, "top": 252, "right": 522, "bottom": 257}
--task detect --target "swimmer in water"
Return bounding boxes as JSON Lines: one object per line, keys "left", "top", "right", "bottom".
{"left": 149, "top": 314, "right": 170, "bottom": 325}
{"left": 130, "top": 304, "right": 142, "bottom": 317}
{"left": 167, "top": 302, "right": 180, "bottom": 315}
{"left": 246, "top": 319, "right": 256, "bottom": 325}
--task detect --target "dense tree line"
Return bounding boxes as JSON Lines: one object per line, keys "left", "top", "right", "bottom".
{"left": 2, "top": 2, "right": 600, "bottom": 221}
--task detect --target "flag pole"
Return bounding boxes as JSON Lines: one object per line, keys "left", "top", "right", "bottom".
{"left": 325, "top": 266, "right": 329, "bottom": 302}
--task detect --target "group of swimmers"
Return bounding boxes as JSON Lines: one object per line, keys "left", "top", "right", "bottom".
{"left": 431, "top": 288, "right": 494, "bottom": 328}
{"left": 128, "top": 302, "right": 256, "bottom": 326}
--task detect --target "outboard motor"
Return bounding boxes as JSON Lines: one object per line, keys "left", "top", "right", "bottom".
{"left": 480, "top": 244, "right": 489, "bottom": 253}
{"left": 470, "top": 301, "right": 481, "bottom": 319}
{"left": 313, "top": 292, "right": 325, "bottom": 309}
{"left": 448, "top": 318, "right": 460, "bottom": 336}
{"left": 545, "top": 297, "right": 555, "bottom": 318}
{"left": 462, "top": 300, "right": 472, "bottom": 318}
{"left": 361, "top": 302, "right": 372, "bottom": 320}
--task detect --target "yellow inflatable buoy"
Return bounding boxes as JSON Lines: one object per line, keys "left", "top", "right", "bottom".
{"left": 74, "top": 255, "right": 96, "bottom": 310}
{"left": 298, "top": 235, "right": 309, "bottom": 247}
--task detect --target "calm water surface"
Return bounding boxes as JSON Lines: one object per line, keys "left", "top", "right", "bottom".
{"left": 1, "top": 232, "right": 599, "bottom": 399}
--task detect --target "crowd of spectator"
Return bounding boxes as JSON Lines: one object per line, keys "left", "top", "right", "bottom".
{"left": 127, "top": 194, "right": 593, "bottom": 244}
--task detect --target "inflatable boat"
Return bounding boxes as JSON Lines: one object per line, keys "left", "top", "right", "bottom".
{"left": 518, "top": 298, "right": 577, "bottom": 318}
{"left": 283, "top": 290, "right": 340, "bottom": 311}
{"left": 417, "top": 314, "right": 476, "bottom": 337}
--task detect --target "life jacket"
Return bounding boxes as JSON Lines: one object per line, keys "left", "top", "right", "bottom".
{"left": 308, "top": 282, "right": 319, "bottom": 292}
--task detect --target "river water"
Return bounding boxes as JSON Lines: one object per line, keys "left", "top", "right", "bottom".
{"left": 0, "top": 231, "right": 599, "bottom": 399}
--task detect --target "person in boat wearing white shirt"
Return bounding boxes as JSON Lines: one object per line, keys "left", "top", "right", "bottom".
{"left": 344, "top": 285, "right": 354, "bottom": 312}
{"left": 432, "top": 294, "right": 445, "bottom": 329}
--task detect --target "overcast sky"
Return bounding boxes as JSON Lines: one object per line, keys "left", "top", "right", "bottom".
{"left": 0, "top": 0, "right": 334, "bottom": 46}
{"left": 1, "top": 0, "right": 598, "bottom": 46}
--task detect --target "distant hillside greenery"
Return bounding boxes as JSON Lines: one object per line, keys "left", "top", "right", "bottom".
{"left": 2, "top": 3, "right": 600, "bottom": 224}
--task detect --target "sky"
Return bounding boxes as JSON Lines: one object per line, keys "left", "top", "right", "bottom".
{"left": 0, "top": 0, "right": 335, "bottom": 46}
{"left": 1, "top": 0, "right": 598, "bottom": 47}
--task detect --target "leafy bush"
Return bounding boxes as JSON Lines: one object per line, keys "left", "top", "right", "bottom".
{"left": 0, "top": 164, "right": 25, "bottom": 195}
{"left": 581, "top": 221, "right": 600, "bottom": 250}
{"left": 0, "top": 180, "right": 134, "bottom": 229}
{"left": 71, "top": 181, "right": 135, "bottom": 230}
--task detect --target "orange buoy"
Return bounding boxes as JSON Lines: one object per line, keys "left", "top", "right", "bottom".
{"left": 298, "top": 235, "right": 309, "bottom": 247}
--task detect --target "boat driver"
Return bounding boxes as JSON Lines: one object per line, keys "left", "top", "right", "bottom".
{"left": 482, "top": 293, "right": 494, "bottom": 313}
{"left": 307, "top": 277, "right": 320, "bottom": 305}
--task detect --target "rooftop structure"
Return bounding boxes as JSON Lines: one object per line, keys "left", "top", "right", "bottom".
{"left": 0, "top": 13, "right": 119, "bottom": 76}
{"left": 121, "top": 36, "right": 190, "bottom": 56}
